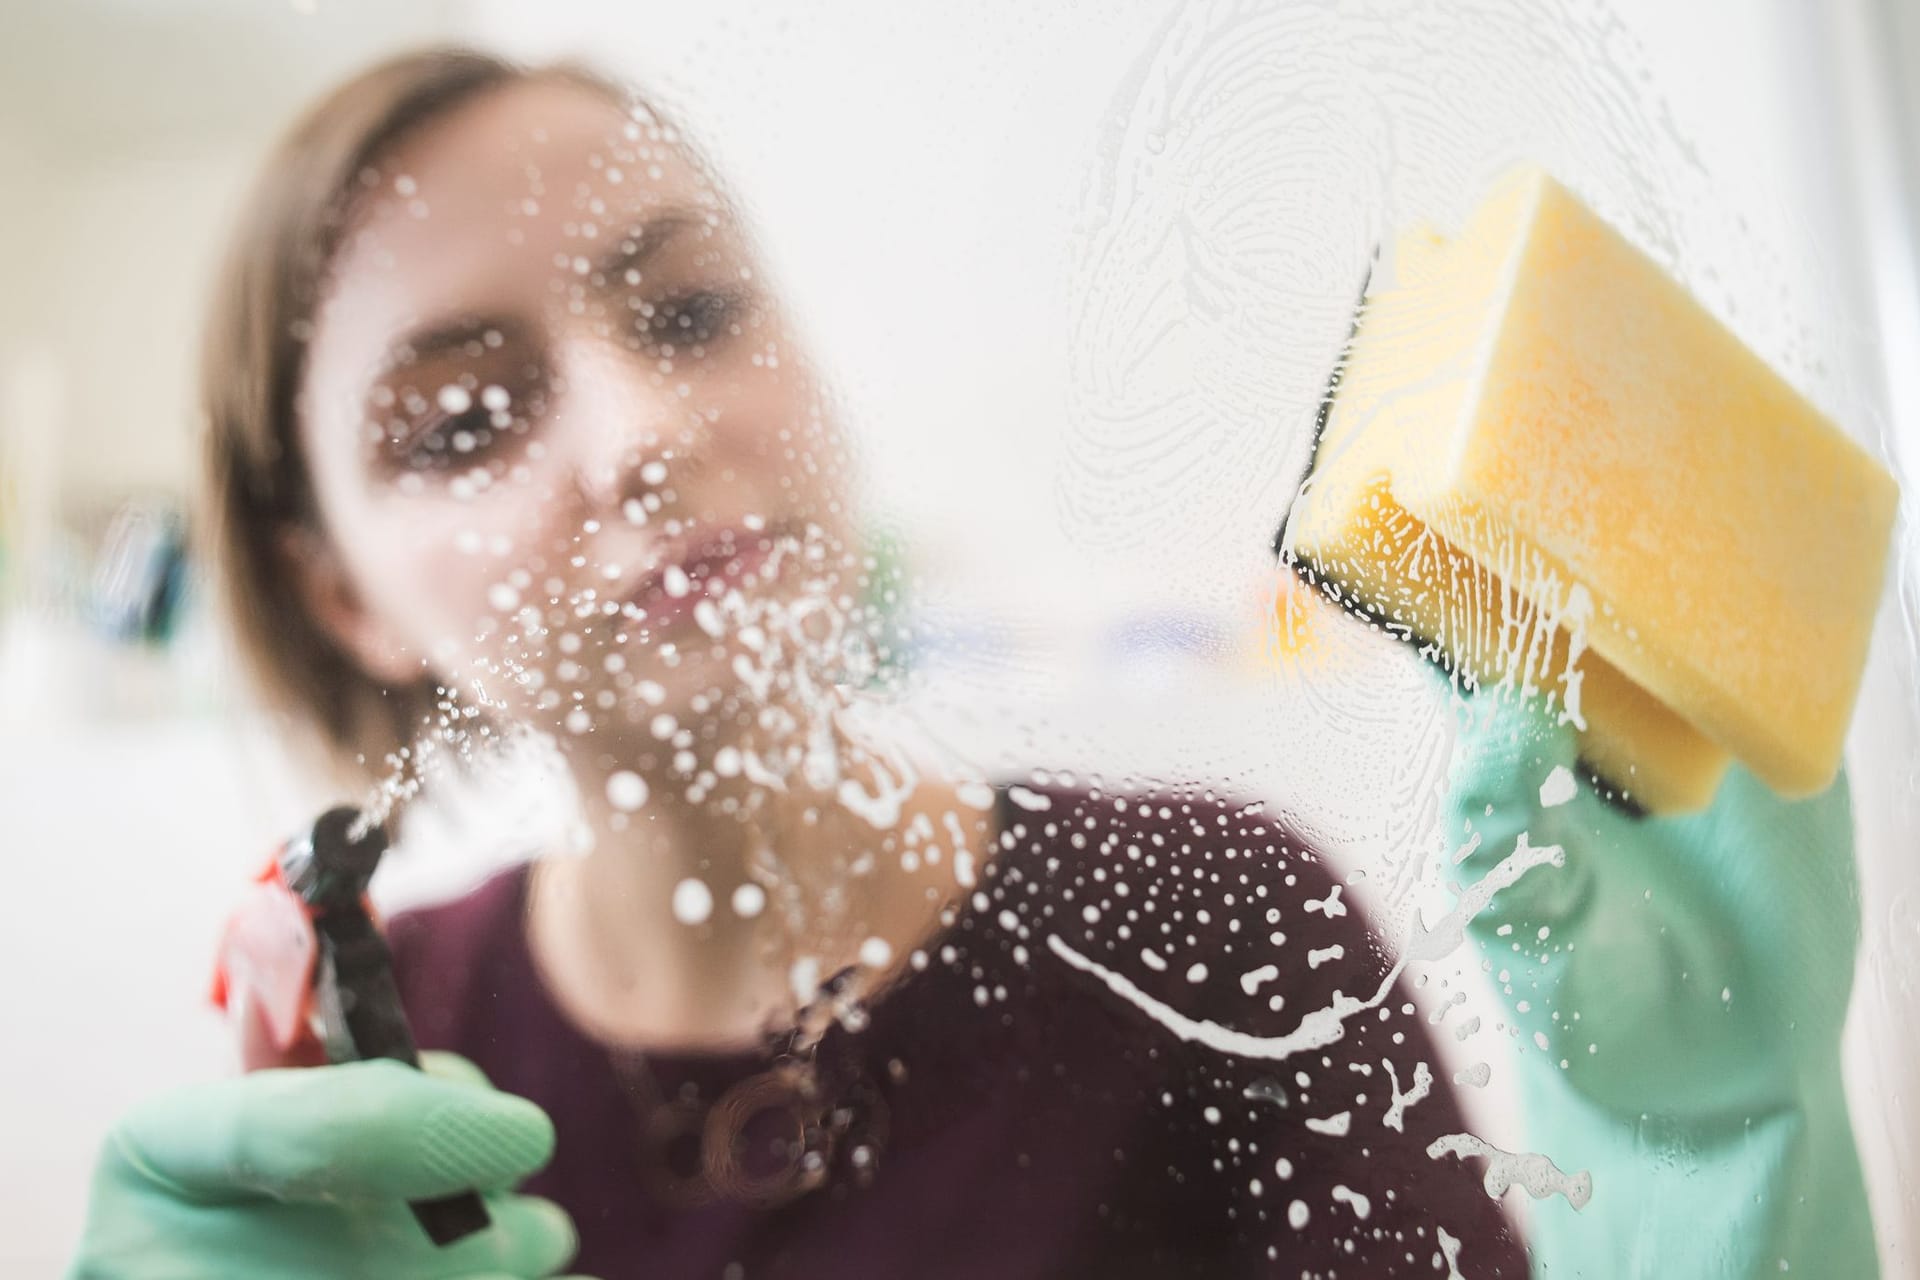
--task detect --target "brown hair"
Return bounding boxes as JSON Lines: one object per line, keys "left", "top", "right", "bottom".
{"left": 201, "top": 47, "right": 629, "bottom": 780}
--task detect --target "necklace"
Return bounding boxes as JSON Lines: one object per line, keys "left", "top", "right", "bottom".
{"left": 607, "top": 974, "right": 892, "bottom": 1210}
{"left": 610, "top": 1046, "right": 830, "bottom": 1209}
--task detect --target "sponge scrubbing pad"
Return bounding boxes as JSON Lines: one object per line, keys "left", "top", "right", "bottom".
{"left": 1283, "top": 167, "right": 1898, "bottom": 813}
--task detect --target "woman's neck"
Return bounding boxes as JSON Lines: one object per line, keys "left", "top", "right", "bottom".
{"left": 526, "top": 760, "right": 979, "bottom": 1053}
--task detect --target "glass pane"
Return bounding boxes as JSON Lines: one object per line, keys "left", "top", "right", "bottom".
{"left": 7, "top": 2, "right": 1916, "bottom": 1276}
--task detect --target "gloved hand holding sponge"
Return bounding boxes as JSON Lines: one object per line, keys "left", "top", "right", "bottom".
{"left": 1439, "top": 676, "right": 1873, "bottom": 1276}
{"left": 1282, "top": 167, "right": 1898, "bottom": 1274}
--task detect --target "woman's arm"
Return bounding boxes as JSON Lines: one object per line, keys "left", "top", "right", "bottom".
{"left": 1443, "top": 678, "right": 1875, "bottom": 1277}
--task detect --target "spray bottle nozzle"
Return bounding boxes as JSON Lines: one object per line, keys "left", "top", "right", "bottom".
{"left": 279, "top": 805, "right": 390, "bottom": 908}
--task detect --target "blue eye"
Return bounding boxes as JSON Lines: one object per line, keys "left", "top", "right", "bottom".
{"left": 636, "top": 289, "right": 745, "bottom": 350}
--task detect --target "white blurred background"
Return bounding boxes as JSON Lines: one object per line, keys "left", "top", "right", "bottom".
{"left": 3, "top": 0, "right": 1919, "bottom": 1273}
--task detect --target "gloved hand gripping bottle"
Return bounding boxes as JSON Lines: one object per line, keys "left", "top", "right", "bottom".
{"left": 69, "top": 808, "right": 588, "bottom": 1279}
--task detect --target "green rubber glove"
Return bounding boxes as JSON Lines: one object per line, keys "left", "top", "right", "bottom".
{"left": 1438, "top": 674, "right": 1876, "bottom": 1278}
{"left": 69, "top": 1052, "right": 592, "bottom": 1280}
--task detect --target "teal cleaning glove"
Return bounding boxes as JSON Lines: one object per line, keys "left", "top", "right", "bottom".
{"left": 1438, "top": 673, "right": 1876, "bottom": 1277}
{"left": 70, "top": 1053, "right": 593, "bottom": 1280}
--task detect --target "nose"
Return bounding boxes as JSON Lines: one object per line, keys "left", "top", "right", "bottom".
{"left": 552, "top": 337, "right": 680, "bottom": 516}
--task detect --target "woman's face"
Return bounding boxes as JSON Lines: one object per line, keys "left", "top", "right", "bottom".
{"left": 299, "top": 79, "right": 856, "bottom": 784}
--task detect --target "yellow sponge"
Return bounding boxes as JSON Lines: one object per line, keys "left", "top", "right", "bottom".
{"left": 1284, "top": 167, "right": 1899, "bottom": 812}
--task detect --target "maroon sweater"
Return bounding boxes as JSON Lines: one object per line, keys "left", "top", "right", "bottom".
{"left": 389, "top": 785, "right": 1525, "bottom": 1279}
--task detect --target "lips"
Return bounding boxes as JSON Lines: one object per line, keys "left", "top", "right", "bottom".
{"left": 616, "top": 521, "right": 788, "bottom": 633}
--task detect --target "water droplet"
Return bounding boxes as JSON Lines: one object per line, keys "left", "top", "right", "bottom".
{"left": 790, "top": 955, "right": 821, "bottom": 1004}
{"left": 672, "top": 877, "right": 713, "bottom": 925}
{"left": 606, "top": 770, "right": 648, "bottom": 812}
{"left": 731, "top": 883, "right": 766, "bottom": 919}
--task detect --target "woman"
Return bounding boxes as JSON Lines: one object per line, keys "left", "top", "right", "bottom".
{"left": 72, "top": 44, "right": 1871, "bottom": 1280}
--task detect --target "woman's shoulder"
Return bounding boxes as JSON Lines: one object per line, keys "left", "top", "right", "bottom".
{"left": 875, "top": 776, "right": 1388, "bottom": 1074}
{"left": 386, "top": 862, "right": 530, "bottom": 968}
{"left": 384, "top": 863, "right": 535, "bottom": 1052}
{"left": 988, "top": 776, "right": 1332, "bottom": 885}
{"left": 983, "top": 778, "right": 1381, "bottom": 1004}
